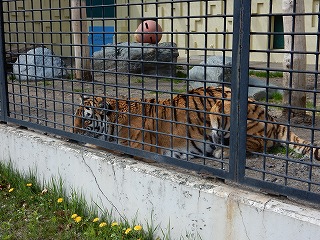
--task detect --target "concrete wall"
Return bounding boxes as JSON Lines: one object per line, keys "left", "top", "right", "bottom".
{"left": 0, "top": 124, "right": 320, "bottom": 240}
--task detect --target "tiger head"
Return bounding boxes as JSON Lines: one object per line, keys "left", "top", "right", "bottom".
{"left": 73, "top": 96, "right": 113, "bottom": 140}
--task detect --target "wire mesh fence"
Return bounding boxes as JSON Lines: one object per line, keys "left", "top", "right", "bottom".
{"left": 1, "top": 0, "right": 319, "bottom": 203}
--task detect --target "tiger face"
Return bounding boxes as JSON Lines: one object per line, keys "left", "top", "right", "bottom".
{"left": 73, "top": 96, "right": 112, "bottom": 140}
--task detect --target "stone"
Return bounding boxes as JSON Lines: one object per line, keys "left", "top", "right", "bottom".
{"left": 93, "top": 42, "right": 179, "bottom": 76}
{"left": 248, "top": 77, "right": 283, "bottom": 100}
{"left": 188, "top": 55, "right": 282, "bottom": 100}
{"left": 189, "top": 56, "right": 232, "bottom": 88}
{"left": 13, "top": 47, "right": 67, "bottom": 81}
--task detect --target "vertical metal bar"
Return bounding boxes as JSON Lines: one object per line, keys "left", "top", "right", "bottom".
{"left": 0, "top": 2, "right": 8, "bottom": 122}
{"left": 230, "top": 0, "right": 251, "bottom": 181}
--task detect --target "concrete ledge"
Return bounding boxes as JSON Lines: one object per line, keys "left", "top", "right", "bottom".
{"left": 0, "top": 124, "right": 319, "bottom": 240}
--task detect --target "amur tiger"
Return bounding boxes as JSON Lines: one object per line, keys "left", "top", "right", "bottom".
{"left": 72, "top": 86, "right": 319, "bottom": 161}
{"left": 73, "top": 86, "right": 231, "bottom": 159}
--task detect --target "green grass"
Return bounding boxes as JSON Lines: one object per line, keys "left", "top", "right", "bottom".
{"left": 306, "top": 101, "right": 320, "bottom": 116}
{"left": 175, "top": 65, "right": 184, "bottom": 71}
{"left": 67, "top": 72, "right": 74, "bottom": 80}
{"left": 161, "top": 78, "right": 185, "bottom": 84}
{"left": 267, "top": 92, "right": 283, "bottom": 103}
{"left": 176, "top": 71, "right": 187, "bottom": 79}
{"left": 7, "top": 74, "right": 16, "bottom": 81}
{"left": 38, "top": 80, "right": 53, "bottom": 86}
{"left": 27, "top": 80, "right": 53, "bottom": 86}
{"left": 306, "top": 101, "right": 320, "bottom": 111}
{"left": 0, "top": 162, "right": 158, "bottom": 240}
{"left": 267, "top": 145, "right": 304, "bottom": 159}
{"left": 270, "top": 92, "right": 283, "bottom": 102}
{"left": 249, "top": 70, "right": 283, "bottom": 78}
{"left": 173, "top": 88, "right": 187, "bottom": 93}
{"left": 259, "top": 92, "right": 283, "bottom": 104}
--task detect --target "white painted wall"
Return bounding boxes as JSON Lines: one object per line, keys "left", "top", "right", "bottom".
{"left": 0, "top": 124, "right": 319, "bottom": 240}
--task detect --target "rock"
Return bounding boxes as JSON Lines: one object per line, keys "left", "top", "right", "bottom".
{"left": 189, "top": 56, "right": 232, "bottom": 88}
{"left": 248, "top": 77, "right": 283, "bottom": 100}
{"left": 13, "top": 47, "right": 67, "bottom": 81}
{"left": 189, "top": 55, "right": 282, "bottom": 100}
{"left": 93, "top": 42, "right": 179, "bottom": 76}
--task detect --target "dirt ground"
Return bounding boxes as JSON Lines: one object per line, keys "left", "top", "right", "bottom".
{"left": 6, "top": 66, "right": 320, "bottom": 199}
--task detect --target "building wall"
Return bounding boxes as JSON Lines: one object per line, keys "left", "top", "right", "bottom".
{"left": 116, "top": 0, "right": 319, "bottom": 64}
{"left": 3, "top": 0, "right": 319, "bottom": 64}
{"left": 3, "top": 0, "right": 73, "bottom": 57}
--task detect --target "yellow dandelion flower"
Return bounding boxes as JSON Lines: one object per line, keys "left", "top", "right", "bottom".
{"left": 134, "top": 225, "right": 142, "bottom": 231}
{"left": 99, "top": 222, "right": 107, "bottom": 228}
{"left": 26, "top": 183, "right": 32, "bottom": 187}
{"left": 8, "top": 188, "right": 14, "bottom": 193}
{"left": 92, "top": 217, "right": 100, "bottom": 222}
{"left": 124, "top": 228, "right": 132, "bottom": 235}
{"left": 111, "top": 221, "right": 118, "bottom": 227}
{"left": 74, "top": 216, "right": 82, "bottom": 223}
{"left": 57, "top": 198, "right": 63, "bottom": 203}
{"left": 71, "top": 214, "right": 78, "bottom": 219}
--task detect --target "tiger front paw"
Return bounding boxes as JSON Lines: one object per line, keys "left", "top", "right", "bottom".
{"left": 213, "top": 147, "right": 230, "bottom": 159}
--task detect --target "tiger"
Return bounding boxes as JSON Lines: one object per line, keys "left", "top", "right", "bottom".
{"left": 73, "top": 86, "right": 232, "bottom": 159}
{"left": 209, "top": 98, "right": 319, "bottom": 161}
{"left": 72, "top": 86, "right": 319, "bottom": 161}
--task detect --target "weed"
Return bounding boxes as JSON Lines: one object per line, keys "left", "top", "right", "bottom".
{"left": 175, "top": 65, "right": 184, "bottom": 70}
{"left": 249, "top": 70, "right": 283, "bottom": 78}
{"left": 161, "top": 78, "right": 185, "bottom": 84}
{"left": 135, "top": 79, "right": 144, "bottom": 83}
{"left": 176, "top": 71, "right": 187, "bottom": 78}
{"left": 260, "top": 91, "right": 283, "bottom": 103}
{"left": 8, "top": 74, "right": 16, "bottom": 81}
{"left": 267, "top": 145, "right": 304, "bottom": 159}
{"left": 306, "top": 101, "right": 320, "bottom": 116}
{"left": 173, "top": 88, "right": 187, "bottom": 93}
{"left": 67, "top": 72, "right": 74, "bottom": 79}
{"left": 35, "top": 80, "right": 53, "bottom": 86}
{"left": 270, "top": 92, "right": 283, "bottom": 102}
{"left": 74, "top": 88, "right": 90, "bottom": 93}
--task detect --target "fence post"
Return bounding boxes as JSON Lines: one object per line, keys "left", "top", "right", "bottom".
{"left": 71, "top": 0, "right": 92, "bottom": 81}
{"left": 0, "top": 2, "right": 8, "bottom": 122}
{"left": 230, "top": 0, "right": 251, "bottom": 181}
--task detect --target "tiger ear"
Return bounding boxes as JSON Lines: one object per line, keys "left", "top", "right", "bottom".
{"left": 105, "top": 101, "right": 113, "bottom": 116}
{"left": 96, "top": 97, "right": 106, "bottom": 109}
{"left": 79, "top": 95, "right": 90, "bottom": 105}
